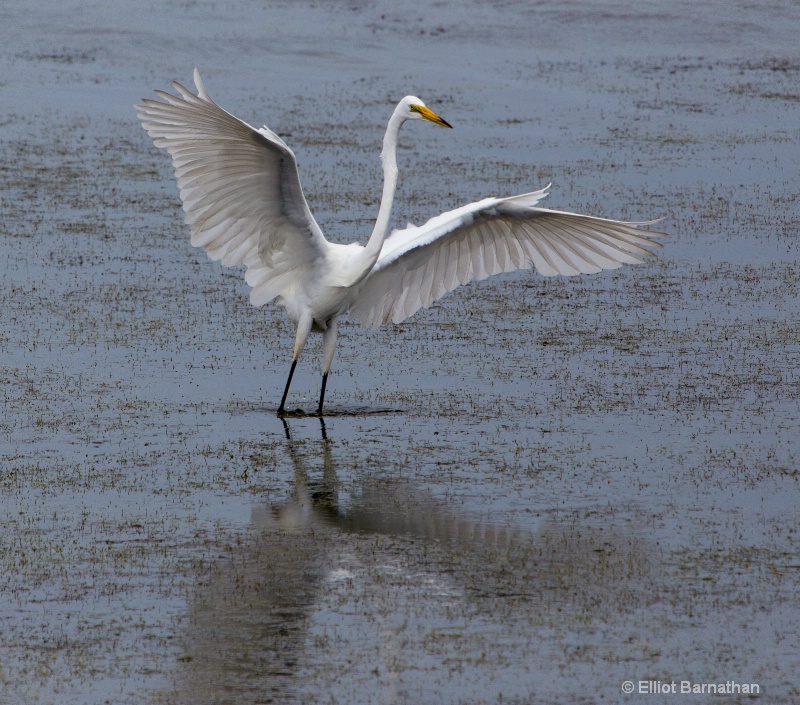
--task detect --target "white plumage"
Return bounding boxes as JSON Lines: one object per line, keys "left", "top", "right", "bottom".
{"left": 137, "top": 69, "right": 667, "bottom": 414}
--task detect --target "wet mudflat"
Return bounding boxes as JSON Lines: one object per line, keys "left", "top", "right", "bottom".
{"left": 1, "top": 1, "right": 799, "bottom": 703}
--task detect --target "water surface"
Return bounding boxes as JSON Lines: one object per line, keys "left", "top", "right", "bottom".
{"left": 1, "top": 1, "right": 798, "bottom": 703}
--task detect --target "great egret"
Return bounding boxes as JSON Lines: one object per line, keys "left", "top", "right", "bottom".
{"left": 137, "top": 69, "right": 666, "bottom": 415}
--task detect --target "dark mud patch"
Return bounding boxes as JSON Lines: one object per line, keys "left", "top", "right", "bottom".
{"left": 228, "top": 402, "right": 407, "bottom": 418}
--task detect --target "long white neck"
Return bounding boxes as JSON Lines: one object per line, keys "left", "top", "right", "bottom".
{"left": 363, "top": 108, "right": 405, "bottom": 265}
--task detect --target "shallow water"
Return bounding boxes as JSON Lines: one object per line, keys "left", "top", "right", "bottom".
{"left": 1, "top": 1, "right": 799, "bottom": 703}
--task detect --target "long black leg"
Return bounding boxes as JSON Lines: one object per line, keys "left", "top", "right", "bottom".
{"left": 278, "top": 359, "right": 298, "bottom": 415}
{"left": 317, "top": 372, "right": 329, "bottom": 416}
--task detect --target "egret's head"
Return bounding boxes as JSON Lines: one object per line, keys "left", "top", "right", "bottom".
{"left": 401, "top": 96, "right": 452, "bottom": 128}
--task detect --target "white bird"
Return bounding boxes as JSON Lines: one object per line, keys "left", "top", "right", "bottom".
{"left": 137, "top": 69, "right": 666, "bottom": 415}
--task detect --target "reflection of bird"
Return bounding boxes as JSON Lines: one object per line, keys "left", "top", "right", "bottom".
{"left": 165, "top": 422, "right": 656, "bottom": 705}
{"left": 137, "top": 69, "right": 667, "bottom": 415}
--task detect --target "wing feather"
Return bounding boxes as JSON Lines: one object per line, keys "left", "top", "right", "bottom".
{"left": 350, "top": 186, "right": 666, "bottom": 327}
{"left": 136, "top": 68, "right": 329, "bottom": 307}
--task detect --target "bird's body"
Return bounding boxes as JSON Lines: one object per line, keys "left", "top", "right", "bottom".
{"left": 137, "top": 70, "right": 667, "bottom": 414}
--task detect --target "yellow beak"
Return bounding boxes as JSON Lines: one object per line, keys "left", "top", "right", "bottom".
{"left": 412, "top": 104, "right": 453, "bottom": 128}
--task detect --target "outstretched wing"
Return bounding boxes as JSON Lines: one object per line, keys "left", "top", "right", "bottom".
{"left": 350, "top": 186, "right": 667, "bottom": 328}
{"left": 136, "top": 69, "right": 329, "bottom": 307}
